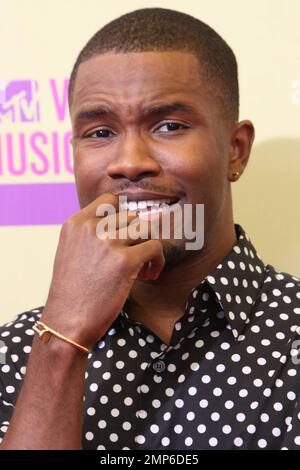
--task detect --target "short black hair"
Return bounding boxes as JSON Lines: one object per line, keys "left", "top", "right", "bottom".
{"left": 68, "top": 8, "right": 239, "bottom": 122}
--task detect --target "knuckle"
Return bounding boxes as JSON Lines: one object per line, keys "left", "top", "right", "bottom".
{"left": 60, "top": 217, "right": 77, "bottom": 236}
{"left": 114, "top": 249, "right": 130, "bottom": 270}
{"left": 82, "top": 219, "right": 95, "bottom": 235}
{"left": 97, "top": 236, "right": 119, "bottom": 258}
{"left": 150, "top": 239, "right": 162, "bottom": 252}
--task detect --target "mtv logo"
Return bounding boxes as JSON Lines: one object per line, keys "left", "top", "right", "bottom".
{"left": 0, "top": 80, "right": 40, "bottom": 123}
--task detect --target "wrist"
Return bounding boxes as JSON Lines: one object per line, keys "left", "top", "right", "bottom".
{"left": 31, "top": 333, "right": 89, "bottom": 367}
{"left": 33, "top": 320, "right": 90, "bottom": 355}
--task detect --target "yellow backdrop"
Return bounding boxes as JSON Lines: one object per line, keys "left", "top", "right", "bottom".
{"left": 0, "top": 0, "right": 299, "bottom": 324}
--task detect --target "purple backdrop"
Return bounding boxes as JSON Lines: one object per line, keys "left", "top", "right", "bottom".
{"left": 0, "top": 183, "right": 80, "bottom": 226}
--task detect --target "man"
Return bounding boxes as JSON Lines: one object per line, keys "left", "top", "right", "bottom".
{"left": 1, "top": 7, "right": 300, "bottom": 450}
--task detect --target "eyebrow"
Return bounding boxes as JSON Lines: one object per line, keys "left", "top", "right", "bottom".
{"left": 140, "top": 102, "right": 196, "bottom": 117}
{"left": 73, "top": 101, "right": 196, "bottom": 131}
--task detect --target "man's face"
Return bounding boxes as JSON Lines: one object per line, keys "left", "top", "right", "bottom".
{"left": 70, "top": 51, "right": 232, "bottom": 260}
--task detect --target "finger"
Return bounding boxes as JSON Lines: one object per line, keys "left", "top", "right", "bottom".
{"left": 72, "top": 192, "right": 119, "bottom": 222}
{"left": 108, "top": 217, "right": 154, "bottom": 245}
{"left": 95, "top": 214, "right": 141, "bottom": 241}
{"left": 130, "top": 240, "right": 165, "bottom": 281}
{"left": 105, "top": 210, "right": 139, "bottom": 231}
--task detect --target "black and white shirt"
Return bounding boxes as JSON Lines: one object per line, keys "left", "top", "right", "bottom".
{"left": 1, "top": 224, "right": 300, "bottom": 450}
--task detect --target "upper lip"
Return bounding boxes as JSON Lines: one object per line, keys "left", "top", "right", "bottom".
{"left": 115, "top": 190, "right": 181, "bottom": 203}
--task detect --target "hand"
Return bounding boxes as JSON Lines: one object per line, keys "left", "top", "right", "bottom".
{"left": 40, "top": 193, "right": 165, "bottom": 349}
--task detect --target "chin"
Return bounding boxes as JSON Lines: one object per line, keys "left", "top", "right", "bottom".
{"left": 161, "top": 241, "right": 187, "bottom": 271}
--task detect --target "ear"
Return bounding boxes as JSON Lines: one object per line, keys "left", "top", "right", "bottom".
{"left": 227, "top": 120, "right": 255, "bottom": 182}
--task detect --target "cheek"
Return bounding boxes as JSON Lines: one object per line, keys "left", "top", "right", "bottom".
{"left": 172, "top": 145, "right": 225, "bottom": 196}
{"left": 73, "top": 148, "right": 108, "bottom": 206}
{"left": 169, "top": 138, "right": 228, "bottom": 223}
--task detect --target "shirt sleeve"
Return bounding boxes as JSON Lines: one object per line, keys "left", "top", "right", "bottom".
{"left": 0, "top": 398, "right": 14, "bottom": 443}
{"left": 280, "top": 391, "right": 300, "bottom": 449}
{"left": 0, "top": 307, "right": 44, "bottom": 443}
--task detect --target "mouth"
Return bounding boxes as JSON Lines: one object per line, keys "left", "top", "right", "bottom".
{"left": 116, "top": 191, "right": 181, "bottom": 216}
{"left": 119, "top": 198, "right": 179, "bottom": 213}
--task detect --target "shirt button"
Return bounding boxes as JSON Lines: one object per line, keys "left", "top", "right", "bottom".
{"left": 152, "top": 360, "right": 166, "bottom": 373}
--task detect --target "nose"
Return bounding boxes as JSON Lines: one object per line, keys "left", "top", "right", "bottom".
{"left": 106, "top": 132, "right": 161, "bottom": 182}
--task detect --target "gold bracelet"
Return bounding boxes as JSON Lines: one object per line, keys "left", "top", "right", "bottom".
{"left": 32, "top": 321, "right": 90, "bottom": 354}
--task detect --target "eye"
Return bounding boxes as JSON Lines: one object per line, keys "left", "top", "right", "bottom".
{"left": 155, "top": 122, "right": 188, "bottom": 133}
{"left": 85, "top": 128, "right": 115, "bottom": 138}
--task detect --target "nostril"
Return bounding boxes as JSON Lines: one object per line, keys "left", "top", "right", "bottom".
{"left": 109, "top": 171, "right": 157, "bottom": 182}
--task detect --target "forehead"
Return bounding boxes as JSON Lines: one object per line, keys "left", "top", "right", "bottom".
{"left": 70, "top": 51, "right": 208, "bottom": 117}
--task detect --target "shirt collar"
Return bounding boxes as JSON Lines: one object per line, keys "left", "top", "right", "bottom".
{"left": 121, "top": 224, "right": 266, "bottom": 343}
{"left": 197, "top": 224, "right": 266, "bottom": 341}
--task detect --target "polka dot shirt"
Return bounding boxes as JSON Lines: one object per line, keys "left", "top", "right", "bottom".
{"left": 1, "top": 224, "right": 300, "bottom": 450}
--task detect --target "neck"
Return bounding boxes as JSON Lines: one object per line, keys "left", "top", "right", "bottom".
{"left": 125, "top": 220, "right": 237, "bottom": 344}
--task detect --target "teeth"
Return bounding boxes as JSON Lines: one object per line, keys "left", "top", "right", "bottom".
{"left": 158, "top": 203, "right": 170, "bottom": 211}
{"left": 137, "top": 201, "right": 147, "bottom": 209}
{"left": 119, "top": 199, "right": 174, "bottom": 211}
{"left": 128, "top": 201, "right": 138, "bottom": 211}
